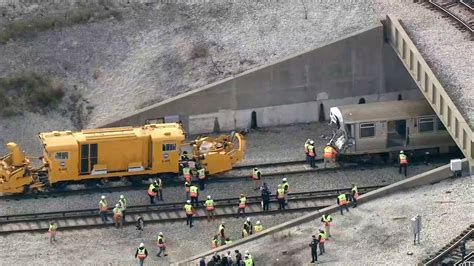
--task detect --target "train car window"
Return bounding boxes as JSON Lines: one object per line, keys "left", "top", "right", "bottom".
{"left": 80, "top": 144, "right": 89, "bottom": 173}
{"left": 436, "top": 118, "right": 446, "bottom": 131}
{"left": 90, "top": 144, "right": 98, "bottom": 168}
{"left": 54, "top": 152, "right": 69, "bottom": 160}
{"left": 345, "top": 124, "right": 353, "bottom": 138}
{"left": 162, "top": 143, "right": 176, "bottom": 151}
{"left": 419, "top": 117, "right": 434, "bottom": 132}
{"left": 360, "top": 123, "right": 375, "bottom": 138}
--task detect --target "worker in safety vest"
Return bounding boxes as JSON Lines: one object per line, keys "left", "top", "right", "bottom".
{"left": 304, "top": 139, "right": 311, "bottom": 163}
{"left": 147, "top": 182, "right": 158, "bottom": 204}
{"left": 224, "top": 237, "right": 232, "bottom": 245}
{"left": 180, "top": 151, "right": 189, "bottom": 166}
{"left": 237, "top": 194, "right": 247, "bottom": 218}
{"left": 282, "top": 177, "right": 290, "bottom": 205}
{"left": 155, "top": 178, "right": 163, "bottom": 201}
{"left": 244, "top": 217, "right": 253, "bottom": 235}
{"left": 182, "top": 164, "right": 192, "bottom": 182}
{"left": 99, "top": 195, "right": 109, "bottom": 223}
{"left": 156, "top": 232, "right": 168, "bottom": 257}
{"left": 118, "top": 194, "right": 127, "bottom": 223}
{"left": 48, "top": 221, "right": 57, "bottom": 243}
{"left": 318, "top": 229, "right": 326, "bottom": 256}
{"left": 197, "top": 165, "right": 207, "bottom": 191}
{"left": 218, "top": 222, "right": 226, "bottom": 245}
{"left": 244, "top": 254, "right": 254, "bottom": 266}
{"left": 351, "top": 183, "right": 359, "bottom": 208}
{"left": 399, "top": 150, "right": 408, "bottom": 177}
{"left": 242, "top": 227, "right": 249, "bottom": 238}
{"left": 321, "top": 213, "right": 333, "bottom": 238}
{"left": 113, "top": 204, "right": 123, "bottom": 229}
{"left": 307, "top": 140, "right": 317, "bottom": 168}
{"left": 337, "top": 193, "right": 349, "bottom": 215}
{"left": 189, "top": 184, "right": 199, "bottom": 207}
{"left": 205, "top": 195, "right": 215, "bottom": 221}
{"left": 254, "top": 220, "right": 263, "bottom": 233}
{"left": 184, "top": 200, "right": 194, "bottom": 228}
{"left": 323, "top": 143, "right": 338, "bottom": 168}
{"left": 251, "top": 167, "right": 261, "bottom": 189}
{"left": 276, "top": 184, "right": 286, "bottom": 210}
{"left": 135, "top": 243, "right": 148, "bottom": 266}
{"left": 211, "top": 234, "right": 220, "bottom": 249}
{"left": 184, "top": 180, "right": 191, "bottom": 200}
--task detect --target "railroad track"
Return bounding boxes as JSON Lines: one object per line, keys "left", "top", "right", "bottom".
{"left": 427, "top": 0, "right": 474, "bottom": 33}
{"left": 422, "top": 224, "right": 474, "bottom": 265}
{"left": 0, "top": 186, "right": 382, "bottom": 234}
{"left": 0, "top": 159, "right": 353, "bottom": 200}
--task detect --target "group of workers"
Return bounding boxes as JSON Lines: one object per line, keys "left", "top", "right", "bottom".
{"left": 200, "top": 250, "right": 255, "bottom": 266}
{"left": 133, "top": 231, "right": 168, "bottom": 266}
{"left": 304, "top": 139, "right": 338, "bottom": 168}
{"left": 98, "top": 194, "right": 128, "bottom": 229}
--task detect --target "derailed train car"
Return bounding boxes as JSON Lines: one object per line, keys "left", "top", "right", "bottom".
{"left": 329, "top": 100, "right": 457, "bottom": 161}
{"left": 0, "top": 123, "right": 245, "bottom": 194}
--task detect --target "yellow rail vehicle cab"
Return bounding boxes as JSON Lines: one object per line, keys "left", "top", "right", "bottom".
{"left": 39, "top": 124, "right": 185, "bottom": 184}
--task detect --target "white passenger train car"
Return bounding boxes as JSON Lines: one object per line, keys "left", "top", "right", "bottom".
{"left": 329, "top": 100, "right": 457, "bottom": 160}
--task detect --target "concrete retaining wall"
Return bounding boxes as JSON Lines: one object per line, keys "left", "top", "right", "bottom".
{"left": 176, "top": 159, "right": 468, "bottom": 265}
{"left": 103, "top": 21, "right": 422, "bottom": 134}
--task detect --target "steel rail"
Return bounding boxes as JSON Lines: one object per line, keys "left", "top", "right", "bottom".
{"left": 429, "top": 0, "right": 474, "bottom": 32}
{"left": 0, "top": 186, "right": 382, "bottom": 234}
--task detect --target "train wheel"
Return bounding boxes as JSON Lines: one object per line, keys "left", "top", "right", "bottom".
{"left": 52, "top": 182, "right": 68, "bottom": 191}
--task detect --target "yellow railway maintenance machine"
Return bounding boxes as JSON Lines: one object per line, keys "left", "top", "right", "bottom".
{"left": 0, "top": 123, "right": 246, "bottom": 194}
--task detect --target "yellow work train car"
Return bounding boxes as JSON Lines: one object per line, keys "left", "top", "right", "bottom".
{"left": 0, "top": 123, "right": 245, "bottom": 193}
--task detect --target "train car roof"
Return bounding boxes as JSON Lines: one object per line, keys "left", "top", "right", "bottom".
{"left": 39, "top": 123, "right": 184, "bottom": 150}
{"left": 336, "top": 100, "right": 435, "bottom": 123}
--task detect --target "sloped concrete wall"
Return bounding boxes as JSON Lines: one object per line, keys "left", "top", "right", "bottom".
{"left": 103, "top": 22, "right": 422, "bottom": 133}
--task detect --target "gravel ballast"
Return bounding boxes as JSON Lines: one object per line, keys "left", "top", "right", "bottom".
{"left": 187, "top": 175, "right": 474, "bottom": 265}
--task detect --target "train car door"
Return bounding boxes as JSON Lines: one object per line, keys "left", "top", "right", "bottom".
{"left": 387, "top": 120, "right": 406, "bottom": 147}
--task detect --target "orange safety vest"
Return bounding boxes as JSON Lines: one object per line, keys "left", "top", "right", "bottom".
{"left": 399, "top": 154, "right": 408, "bottom": 165}
{"left": 137, "top": 248, "right": 147, "bottom": 259}
{"left": 338, "top": 194, "right": 348, "bottom": 205}
{"left": 308, "top": 145, "right": 315, "bottom": 157}
{"left": 252, "top": 169, "right": 261, "bottom": 180}
{"left": 324, "top": 146, "right": 335, "bottom": 159}
{"left": 205, "top": 199, "right": 215, "bottom": 211}
{"left": 239, "top": 197, "right": 247, "bottom": 208}
{"left": 319, "top": 232, "right": 326, "bottom": 243}
{"left": 147, "top": 184, "right": 157, "bottom": 197}
{"left": 190, "top": 186, "right": 198, "bottom": 197}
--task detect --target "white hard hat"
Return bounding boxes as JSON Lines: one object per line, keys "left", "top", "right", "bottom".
{"left": 400, "top": 150, "right": 404, "bottom": 154}
{"left": 186, "top": 200, "right": 191, "bottom": 203}
{"left": 115, "top": 204, "right": 120, "bottom": 207}
{"left": 256, "top": 221, "right": 261, "bottom": 225}
{"left": 245, "top": 250, "right": 250, "bottom": 254}
{"left": 306, "top": 139, "right": 311, "bottom": 142}
{"left": 327, "top": 143, "right": 331, "bottom": 146}
{"left": 282, "top": 177, "right": 287, "bottom": 182}
{"left": 159, "top": 232, "right": 163, "bottom": 235}
{"left": 101, "top": 195, "right": 105, "bottom": 199}
{"left": 207, "top": 195, "right": 211, "bottom": 199}
{"left": 310, "top": 140, "right": 315, "bottom": 144}
{"left": 246, "top": 217, "right": 250, "bottom": 222}
{"left": 139, "top": 243, "right": 144, "bottom": 247}
{"left": 120, "top": 195, "right": 124, "bottom": 199}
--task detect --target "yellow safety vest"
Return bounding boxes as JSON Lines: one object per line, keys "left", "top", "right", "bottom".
{"left": 49, "top": 223, "right": 57, "bottom": 231}
{"left": 338, "top": 194, "right": 347, "bottom": 205}
{"left": 113, "top": 207, "right": 122, "bottom": 216}
{"left": 148, "top": 184, "right": 157, "bottom": 196}
{"left": 119, "top": 198, "right": 127, "bottom": 209}
{"left": 242, "top": 228, "right": 248, "bottom": 237}
{"left": 137, "top": 248, "right": 146, "bottom": 259}
{"left": 197, "top": 168, "right": 206, "bottom": 179}
{"left": 157, "top": 236, "right": 165, "bottom": 247}
{"left": 211, "top": 238, "right": 219, "bottom": 248}
{"left": 218, "top": 224, "right": 225, "bottom": 233}
{"left": 319, "top": 232, "right": 326, "bottom": 243}
{"left": 244, "top": 258, "right": 253, "bottom": 266}
{"left": 324, "top": 146, "right": 335, "bottom": 158}
{"left": 190, "top": 186, "right": 198, "bottom": 197}
{"left": 308, "top": 144, "right": 315, "bottom": 156}
{"left": 322, "top": 214, "right": 332, "bottom": 223}
{"left": 225, "top": 239, "right": 232, "bottom": 245}
{"left": 184, "top": 204, "right": 193, "bottom": 215}
{"left": 99, "top": 200, "right": 108, "bottom": 211}
{"left": 399, "top": 154, "right": 408, "bottom": 164}
{"left": 277, "top": 188, "right": 285, "bottom": 199}
{"left": 252, "top": 169, "right": 261, "bottom": 180}
{"left": 239, "top": 197, "right": 247, "bottom": 208}
{"left": 205, "top": 199, "right": 215, "bottom": 211}
{"left": 254, "top": 224, "right": 263, "bottom": 232}
{"left": 352, "top": 186, "right": 359, "bottom": 198}
{"left": 183, "top": 167, "right": 191, "bottom": 175}
{"left": 304, "top": 142, "right": 309, "bottom": 153}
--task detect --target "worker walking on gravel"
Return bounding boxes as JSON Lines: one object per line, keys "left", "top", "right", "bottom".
{"left": 113, "top": 204, "right": 123, "bottom": 229}
{"left": 184, "top": 200, "right": 194, "bottom": 228}
{"left": 351, "top": 183, "right": 359, "bottom": 208}
{"left": 318, "top": 229, "right": 327, "bottom": 256}
{"left": 118, "top": 194, "right": 127, "bottom": 223}
{"left": 197, "top": 165, "right": 207, "bottom": 190}
{"left": 282, "top": 177, "right": 290, "bottom": 206}
{"left": 309, "top": 235, "right": 318, "bottom": 263}
{"left": 48, "top": 221, "right": 57, "bottom": 244}
{"left": 321, "top": 213, "right": 333, "bottom": 238}
{"left": 307, "top": 140, "right": 317, "bottom": 168}
{"left": 251, "top": 167, "right": 261, "bottom": 190}
{"left": 218, "top": 222, "right": 226, "bottom": 245}
{"left": 399, "top": 150, "right": 408, "bottom": 177}
{"left": 304, "top": 139, "right": 311, "bottom": 163}
{"left": 99, "top": 195, "right": 109, "bottom": 223}
{"left": 276, "top": 184, "right": 286, "bottom": 210}
{"left": 189, "top": 183, "right": 199, "bottom": 207}
{"left": 156, "top": 232, "right": 168, "bottom": 257}
{"left": 155, "top": 177, "right": 163, "bottom": 201}
{"left": 211, "top": 234, "right": 220, "bottom": 249}
{"left": 205, "top": 195, "right": 216, "bottom": 221}
{"left": 254, "top": 220, "right": 263, "bottom": 233}
{"left": 184, "top": 180, "right": 191, "bottom": 200}
{"left": 147, "top": 181, "right": 158, "bottom": 204}
{"left": 237, "top": 193, "right": 247, "bottom": 218}
{"left": 337, "top": 193, "right": 349, "bottom": 215}
{"left": 323, "top": 143, "right": 338, "bottom": 168}
{"left": 244, "top": 217, "right": 253, "bottom": 235}
{"left": 135, "top": 243, "right": 148, "bottom": 266}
